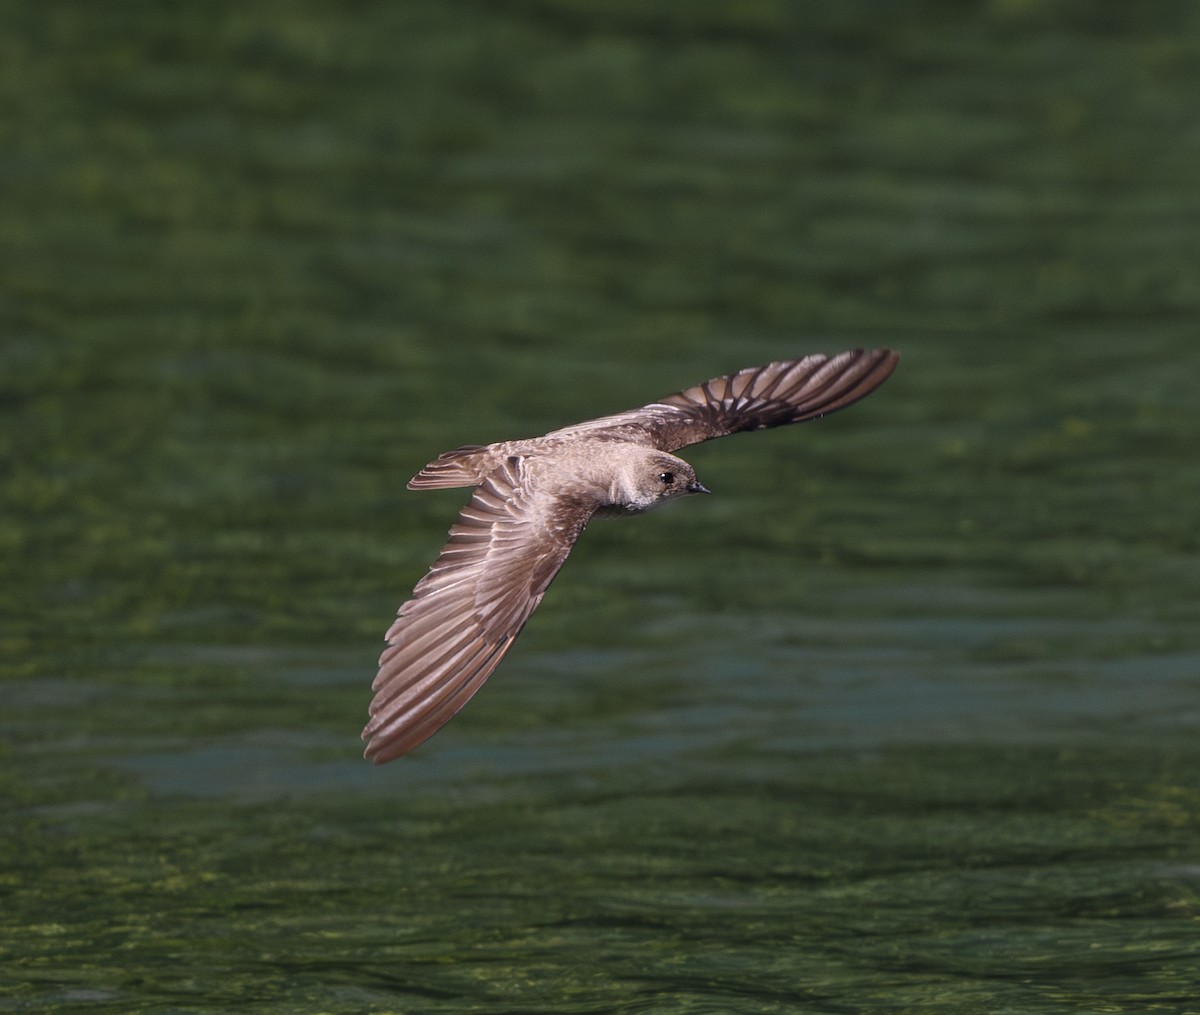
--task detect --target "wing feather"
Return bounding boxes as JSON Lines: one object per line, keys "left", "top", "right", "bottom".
{"left": 362, "top": 458, "right": 592, "bottom": 762}
{"left": 546, "top": 348, "right": 899, "bottom": 451}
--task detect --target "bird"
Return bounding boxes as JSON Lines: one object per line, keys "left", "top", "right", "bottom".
{"left": 363, "top": 348, "right": 899, "bottom": 763}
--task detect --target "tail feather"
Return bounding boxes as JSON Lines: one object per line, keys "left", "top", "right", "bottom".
{"left": 408, "top": 445, "right": 492, "bottom": 490}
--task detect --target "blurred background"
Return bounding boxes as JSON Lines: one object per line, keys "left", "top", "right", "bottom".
{"left": 4, "top": 2, "right": 1199, "bottom": 1011}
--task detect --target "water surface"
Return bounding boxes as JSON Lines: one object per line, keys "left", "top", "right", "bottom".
{"left": 3, "top": 2, "right": 1199, "bottom": 1011}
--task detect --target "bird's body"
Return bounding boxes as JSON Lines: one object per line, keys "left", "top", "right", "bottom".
{"left": 363, "top": 348, "right": 899, "bottom": 763}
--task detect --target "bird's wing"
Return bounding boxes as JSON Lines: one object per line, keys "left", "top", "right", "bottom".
{"left": 363, "top": 457, "right": 592, "bottom": 762}
{"left": 547, "top": 348, "right": 899, "bottom": 452}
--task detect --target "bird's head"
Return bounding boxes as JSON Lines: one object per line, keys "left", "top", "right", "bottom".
{"left": 618, "top": 451, "right": 710, "bottom": 512}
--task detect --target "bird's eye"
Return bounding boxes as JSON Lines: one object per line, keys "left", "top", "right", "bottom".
{"left": 658, "top": 471, "right": 675, "bottom": 485}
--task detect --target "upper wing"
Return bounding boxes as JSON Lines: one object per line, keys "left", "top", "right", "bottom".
{"left": 547, "top": 348, "right": 899, "bottom": 451}
{"left": 362, "top": 457, "right": 591, "bottom": 762}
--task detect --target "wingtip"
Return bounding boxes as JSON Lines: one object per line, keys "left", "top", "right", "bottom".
{"left": 873, "top": 347, "right": 901, "bottom": 377}
{"left": 361, "top": 730, "right": 407, "bottom": 765}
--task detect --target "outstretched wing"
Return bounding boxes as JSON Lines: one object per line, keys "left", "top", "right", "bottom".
{"left": 548, "top": 348, "right": 899, "bottom": 451}
{"left": 363, "top": 457, "right": 592, "bottom": 762}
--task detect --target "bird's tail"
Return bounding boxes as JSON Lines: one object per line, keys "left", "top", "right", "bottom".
{"left": 407, "top": 445, "right": 494, "bottom": 490}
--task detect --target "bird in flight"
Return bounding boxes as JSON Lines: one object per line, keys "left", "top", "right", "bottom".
{"left": 363, "top": 348, "right": 899, "bottom": 762}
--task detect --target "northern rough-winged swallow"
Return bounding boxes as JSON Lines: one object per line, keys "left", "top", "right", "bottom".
{"left": 363, "top": 348, "right": 899, "bottom": 762}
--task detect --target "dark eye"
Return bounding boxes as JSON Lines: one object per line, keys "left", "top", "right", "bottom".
{"left": 658, "top": 471, "right": 675, "bottom": 485}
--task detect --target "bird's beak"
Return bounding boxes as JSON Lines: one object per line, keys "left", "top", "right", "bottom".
{"left": 688, "top": 481, "right": 711, "bottom": 495}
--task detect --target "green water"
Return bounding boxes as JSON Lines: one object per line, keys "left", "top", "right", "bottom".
{"left": 4, "top": 2, "right": 1200, "bottom": 1011}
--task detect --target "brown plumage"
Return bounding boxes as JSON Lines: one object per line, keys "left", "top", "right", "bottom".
{"left": 364, "top": 348, "right": 900, "bottom": 762}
